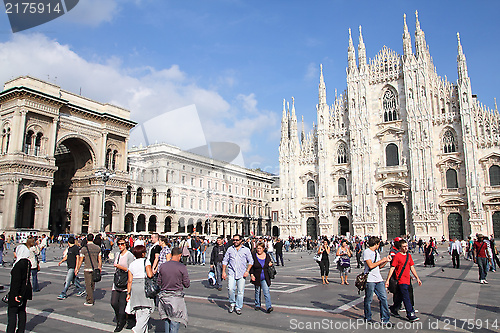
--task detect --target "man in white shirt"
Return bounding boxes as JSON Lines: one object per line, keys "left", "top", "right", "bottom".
{"left": 363, "top": 236, "right": 392, "bottom": 325}
{"left": 134, "top": 235, "right": 145, "bottom": 247}
{"left": 449, "top": 238, "right": 463, "bottom": 269}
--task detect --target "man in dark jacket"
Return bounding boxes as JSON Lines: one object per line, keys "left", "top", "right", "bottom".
{"left": 210, "top": 236, "right": 226, "bottom": 291}
{"left": 275, "top": 238, "right": 284, "bottom": 266}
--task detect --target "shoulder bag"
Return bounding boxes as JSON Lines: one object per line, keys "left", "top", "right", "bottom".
{"left": 85, "top": 244, "right": 101, "bottom": 282}
{"left": 355, "top": 251, "right": 377, "bottom": 294}
{"left": 143, "top": 259, "right": 160, "bottom": 299}
{"left": 266, "top": 254, "right": 277, "bottom": 279}
{"left": 113, "top": 253, "right": 129, "bottom": 289}
{"left": 388, "top": 254, "right": 409, "bottom": 294}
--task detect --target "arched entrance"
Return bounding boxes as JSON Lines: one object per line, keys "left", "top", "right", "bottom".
{"left": 187, "top": 218, "right": 194, "bottom": 234}
{"left": 272, "top": 226, "right": 279, "bottom": 237}
{"left": 493, "top": 211, "right": 500, "bottom": 239}
{"left": 16, "top": 192, "right": 37, "bottom": 229}
{"left": 204, "top": 219, "right": 210, "bottom": 234}
{"left": 196, "top": 219, "right": 202, "bottom": 234}
{"left": 124, "top": 213, "right": 134, "bottom": 233}
{"left": 50, "top": 138, "right": 94, "bottom": 235}
{"left": 104, "top": 201, "right": 114, "bottom": 232}
{"left": 448, "top": 213, "right": 463, "bottom": 240}
{"left": 306, "top": 217, "right": 317, "bottom": 239}
{"left": 338, "top": 216, "right": 349, "bottom": 236}
{"left": 386, "top": 202, "right": 405, "bottom": 240}
{"left": 178, "top": 217, "right": 185, "bottom": 233}
{"left": 148, "top": 215, "right": 157, "bottom": 232}
{"left": 164, "top": 217, "right": 172, "bottom": 233}
{"left": 257, "top": 219, "right": 262, "bottom": 236}
{"left": 136, "top": 214, "right": 146, "bottom": 232}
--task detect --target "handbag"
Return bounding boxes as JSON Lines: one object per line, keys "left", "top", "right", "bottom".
{"left": 85, "top": 244, "right": 101, "bottom": 282}
{"left": 388, "top": 253, "right": 409, "bottom": 294}
{"left": 355, "top": 252, "right": 377, "bottom": 294}
{"left": 267, "top": 264, "right": 277, "bottom": 279}
{"left": 113, "top": 253, "right": 129, "bottom": 289}
{"left": 313, "top": 254, "right": 322, "bottom": 262}
{"left": 143, "top": 259, "right": 160, "bottom": 299}
{"left": 340, "top": 255, "right": 351, "bottom": 268}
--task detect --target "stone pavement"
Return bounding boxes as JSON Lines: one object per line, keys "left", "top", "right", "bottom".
{"left": 0, "top": 244, "right": 498, "bottom": 332}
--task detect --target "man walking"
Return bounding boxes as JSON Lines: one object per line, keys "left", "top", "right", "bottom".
{"left": 57, "top": 236, "right": 85, "bottom": 299}
{"left": 222, "top": 234, "right": 253, "bottom": 315}
{"left": 449, "top": 238, "right": 463, "bottom": 269}
{"left": 386, "top": 239, "right": 422, "bottom": 322}
{"left": 157, "top": 247, "right": 190, "bottom": 332}
{"left": 363, "top": 236, "right": 392, "bottom": 325}
{"left": 210, "top": 236, "right": 226, "bottom": 291}
{"left": 355, "top": 239, "right": 363, "bottom": 269}
{"left": 75, "top": 234, "right": 102, "bottom": 306}
{"left": 40, "top": 234, "right": 48, "bottom": 263}
{"left": 473, "top": 234, "right": 491, "bottom": 284}
{"left": 275, "top": 238, "right": 284, "bottom": 266}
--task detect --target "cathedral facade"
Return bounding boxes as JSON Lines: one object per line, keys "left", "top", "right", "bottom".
{"left": 279, "top": 13, "right": 500, "bottom": 240}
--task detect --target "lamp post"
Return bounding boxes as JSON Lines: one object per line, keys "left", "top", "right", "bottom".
{"left": 206, "top": 189, "right": 212, "bottom": 235}
{"left": 95, "top": 169, "right": 115, "bottom": 233}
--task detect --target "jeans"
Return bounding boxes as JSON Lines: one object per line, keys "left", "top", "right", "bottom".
{"left": 133, "top": 307, "right": 152, "bottom": 333}
{"left": 275, "top": 252, "right": 284, "bottom": 266}
{"left": 0, "top": 250, "right": 3, "bottom": 264}
{"left": 201, "top": 251, "right": 206, "bottom": 264}
{"left": 227, "top": 275, "right": 246, "bottom": 310}
{"left": 391, "top": 284, "right": 415, "bottom": 318}
{"left": 31, "top": 269, "right": 40, "bottom": 291}
{"left": 214, "top": 262, "right": 223, "bottom": 288}
{"left": 477, "top": 257, "right": 488, "bottom": 281}
{"left": 7, "top": 301, "right": 27, "bottom": 333}
{"left": 364, "top": 281, "right": 390, "bottom": 323}
{"left": 41, "top": 247, "right": 46, "bottom": 262}
{"left": 188, "top": 249, "right": 195, "bottom": 264}
{"left": 164, "top": 318, "right": 180, "bottom": 333}
{"left": 254, "top": 279, "right": 272, "bottom": 310}
{"left": 268, "top": 251, "right": 276, "bottom": 263}
{"left": 61, "top": 268, "right": 83, "bottom": 296}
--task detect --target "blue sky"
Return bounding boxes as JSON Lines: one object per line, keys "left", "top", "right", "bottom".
{"left": 0, "top": 0, "right": 499, "bottom": 174}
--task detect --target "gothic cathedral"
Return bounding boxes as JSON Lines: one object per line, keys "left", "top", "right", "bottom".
{"left": 279, "top": 12, "right": 500, "bottom": 240}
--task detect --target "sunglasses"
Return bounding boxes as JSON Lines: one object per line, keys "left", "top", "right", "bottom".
{"left": 233, "top": 239, "right": 241, "bottom": 242}
{"left": 118, "top": 243, "right": 126, "bottom": 246}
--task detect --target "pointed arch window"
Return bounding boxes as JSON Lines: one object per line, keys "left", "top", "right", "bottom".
{"left": 443, "top": 130, "right": 457, "bottom": 153}
{"left": 383, "top": 89, "right": 398, "bottom": 122}
{"left": 489, "top": 165, "right": 500, "bottom": 186}
{"left": 446, "top": 169, "right": 458, "bottom": 189}
{"left": 125, "top": 186, "right": 132, "bottom": 203}
{"left": 338, "top": 177, "right": 347, "bottom": 196}
{"left": 337, "top": 143, "right": 347, "bottom": 164}
{"left": 2, "top": 127, "right": 11, "bottom": 154}
{"left": 386, "top": 143, "right": 399, "bottom": 166}
{"left": 151, "top": 189, "right": 157, "bottom": 205}
{"left": 136, "top": 187, "right": 143, "bottom": 204}
{"left": 24, "top": 130, "right": 34, "bottom": 154}
{"left": 166, "top": 189, "right": 172, "bottom": 206}
{"left": 307, "top": 180, "right": 315, "bottom": 198}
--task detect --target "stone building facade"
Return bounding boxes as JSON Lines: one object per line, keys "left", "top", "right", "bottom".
{"left": 279, "top": 13, "right": 500, "bottom": 240}
{"left": 125, "top": 143, "right": 274, "bottom": 238}
{"left": 0, "top": 76, "right": 136, "bottom": 235}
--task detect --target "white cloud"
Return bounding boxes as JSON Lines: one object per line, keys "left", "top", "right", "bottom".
{"left": 63, "top": 0, "right": 119, "bottom": 26}
{"left": 0, "top": 33, "right": 276, "bottom": 166}
{"left": 305, "top": 62, "right": 318, "bottom": 81}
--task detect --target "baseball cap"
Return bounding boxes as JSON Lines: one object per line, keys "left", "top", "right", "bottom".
{"left": 394, "top": 237, "right": 402, "bottom": 242}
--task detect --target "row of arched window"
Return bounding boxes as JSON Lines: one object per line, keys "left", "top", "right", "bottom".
{"left": 126, "top": 186, "right": 172, "bottom": 206}
{"left": 24, "top": 130, "right": 43, "bottom": 156}
{"left": 307, "top": 178, "right": 347, "bottom": 197}
{"left": 105, "top": 148, "right": 119, "bottom": 171}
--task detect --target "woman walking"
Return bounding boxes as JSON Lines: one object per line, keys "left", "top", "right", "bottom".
{"left": 317, "top": 239, "right": 330, "bottom": 284}
{"left": 424, "top": 239, "right": 435, "bottom": 267}
{"left": 250, "top": 242, "right": 273, "bottom": 313}
{"left": 27, "top": 238, "right": 40, "bottom": 292}
{"left": 111, "top": 238, "right": 134, "bottom": 332}
{"left": 336, "top": 239, "right": 352, "bottom": 285}
{"left": 7, "top": 243, "right": 32, "bottom": 333}
{"left": 126, "top": 245, "right": 154, "bottom": 333}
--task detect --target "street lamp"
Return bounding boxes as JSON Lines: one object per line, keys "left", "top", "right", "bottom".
{"left": 95, "top": 169, "right": 115, "bottom": 232}
{"left": 206, "top": 189, "right": 212, "bottom": 235}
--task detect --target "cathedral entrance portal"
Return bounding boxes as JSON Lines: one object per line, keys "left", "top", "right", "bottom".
{"left": 50, "top": 138, "right": 94, "bottom": 235}
{"left": 448, "top": 213, "right": 463, "bottom": 240}
{"left": 386, "top": 202, "right": 405, "bottom": 240}
{"left": 338, "top": 216, "right": 349, "bottom": 236}
{"left": 492, "top": 211, "right": 500, "bottom": 239}
{"left": 306, "top": 217, "right": 317, "bottom": 239}
{"left": 16, "top": 193, "right": 37, "bottom": 229}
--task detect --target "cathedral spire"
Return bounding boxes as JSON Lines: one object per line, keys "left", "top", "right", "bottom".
{"left": 281, "top": 98, "right": 289, "bottom": 141}
{"left": 414, "top": 10, "right": 427, "bottom": 59}
{"left": 495, "top": 98, "right": 498, "bottom": 113}
{"left": 319, "top": 64, "right": 327, "bottom": 106}
{"left": 348, "top": 28, "right": 357, "bottom": 74}
{"left": 358, "top": 25, "right": 367, "bottom": 71}
{"left": 402, "top": 13, "right": 413, "bottom": 58}
{"left": 457, "top": 32, "right": 469, "bottom": 82}
{"left": 301, "top": 115, "right": 305, "bottom": 144}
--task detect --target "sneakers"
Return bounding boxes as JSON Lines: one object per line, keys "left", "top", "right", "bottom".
{"left": 57, "top": 294, "right": 67, "bottom": 300}
{"left": 400, "top": 308, "right": 419, "bottom": 313}
{"left": 235, "top": 308, "right": 242, "bottom": 315}
{"left": 228, "top": 304, "right": 235, "bottom": 313}
{"left": 266, "top": 307, "right": 273, "bottom": 313}
{"left": 83, "top": 302, "right": 93, "bottom": 306}
{"left": 255, "top": 306, "right": 261, "bottom": 311}
{"left": 480, "top": 280, "right": 488, "bottom": 284}
{"left": 408, "top": 316, "right": 420, "bottom": 322}
{"left": 77, "top": 290, "right": 86, "bottom": 297}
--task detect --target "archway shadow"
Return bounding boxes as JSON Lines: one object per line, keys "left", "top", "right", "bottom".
{"left": 25, "top": 308, "right": 53, "bottom": 331}
{"left": 37, "top": 281, "right": 51, "bottom": 291}
{"left": 456, "top": 301, "right": 500, "bottom": 314}
{"left": 207, "top": 293, "right": 229, "bottom": 310}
